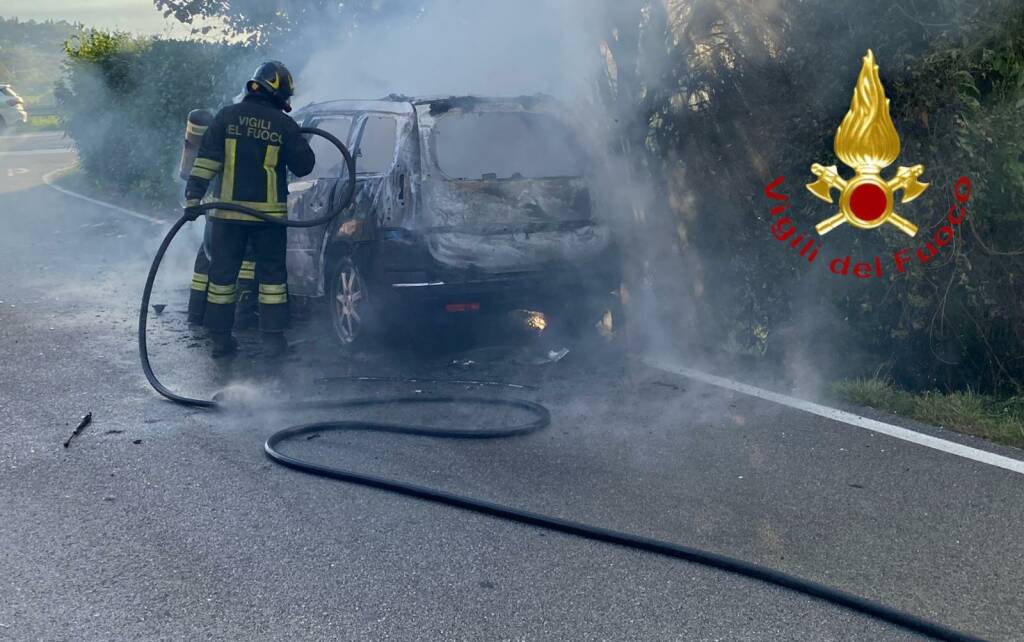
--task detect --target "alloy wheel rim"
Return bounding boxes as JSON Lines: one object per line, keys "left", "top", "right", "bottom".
{"left": 334, "top": 265, "right": 365, "bottom": 344}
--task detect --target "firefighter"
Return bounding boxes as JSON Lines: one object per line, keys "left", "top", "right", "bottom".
{"left": 182, "top": 110, "right": 258, "bottom": 328}
{"left": 184, "top": 60, "right": 315, "bottom": 357}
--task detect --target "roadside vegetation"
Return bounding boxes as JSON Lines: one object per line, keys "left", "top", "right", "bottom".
{"left": 56, "top": 31, "right": 258, "bottom": 202}
{"left": 830, "top": 378, "right": 1024, "bottom": 448}
{"left": 25, "top": 114, "right": 61, "bottom": 130}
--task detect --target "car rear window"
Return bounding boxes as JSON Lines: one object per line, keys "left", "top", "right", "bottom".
{"left": 355, "top": 115, "right": 397, "bottom": 174}
{"left": 433, "top": 111, "right": 585, "bottom": 180}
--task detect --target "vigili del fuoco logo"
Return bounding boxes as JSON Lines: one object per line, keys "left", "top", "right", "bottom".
{"left": 763, "top": 50, "right": 972, "bottom": 279}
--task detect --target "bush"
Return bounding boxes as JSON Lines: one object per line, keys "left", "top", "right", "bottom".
{"left": 56, "top": 31, "right": 259, "bottom": 203}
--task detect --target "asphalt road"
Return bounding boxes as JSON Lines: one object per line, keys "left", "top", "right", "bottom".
{"left": 2, "top": 132, "right": 1023, "bottom": 641}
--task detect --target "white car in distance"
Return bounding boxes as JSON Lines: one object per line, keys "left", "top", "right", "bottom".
{"left": 0, "top": 85, "right": 29, "bottom": 134}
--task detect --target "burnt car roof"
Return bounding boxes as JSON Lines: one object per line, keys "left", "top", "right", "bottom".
{"left": 295, "top": 94, "right": 560, "bottom": 117}
{"left": 294, "top": 99, "right": 414, "bottom": 116}
{"left": 409, "top": 94, "right": 554, "bottom": 106}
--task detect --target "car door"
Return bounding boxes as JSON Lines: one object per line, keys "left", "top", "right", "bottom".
{"left": 286, "top": 114, "right": 354, "bottom": 297}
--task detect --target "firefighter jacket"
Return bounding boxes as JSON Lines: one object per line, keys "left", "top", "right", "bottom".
{"left": 185, "top": 94, "right": 315, "bottom": 222}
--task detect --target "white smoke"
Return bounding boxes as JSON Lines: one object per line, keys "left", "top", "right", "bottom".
{"left": 292, "top": 0, "right": 601, "bottom": 105}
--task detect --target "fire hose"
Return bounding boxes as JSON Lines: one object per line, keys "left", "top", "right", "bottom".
{"left": 137, "top": 127, "right": 983, "bottom": 642}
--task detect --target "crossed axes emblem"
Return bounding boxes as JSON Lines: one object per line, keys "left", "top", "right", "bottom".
{"left": 807, "top": 163, "right": 928, "bottom": 236}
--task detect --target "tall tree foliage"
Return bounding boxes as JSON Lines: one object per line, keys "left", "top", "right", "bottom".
{"left": 152, "top": 0, "right": 415, "bottom": 45}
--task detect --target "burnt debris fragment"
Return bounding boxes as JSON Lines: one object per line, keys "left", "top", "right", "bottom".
{"left": 63, "top": 412, "right": 93, "bottom": 448}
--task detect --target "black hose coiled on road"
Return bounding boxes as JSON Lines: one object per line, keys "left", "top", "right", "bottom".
{"left": 137, "top": 128, "right": 984, "bottom": 642}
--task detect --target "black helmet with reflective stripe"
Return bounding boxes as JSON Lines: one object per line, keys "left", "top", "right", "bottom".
{"left": 246, "top": 60, "right": 295, "bottom": 112}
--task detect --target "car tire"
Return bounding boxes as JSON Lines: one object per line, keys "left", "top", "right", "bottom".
{"left": 328, "top": 255, "right": 374, "bottom": 349}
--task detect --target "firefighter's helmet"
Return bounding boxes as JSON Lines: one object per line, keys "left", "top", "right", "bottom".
{"left": 246, "top": 61, "right": 295, "bottom": 112}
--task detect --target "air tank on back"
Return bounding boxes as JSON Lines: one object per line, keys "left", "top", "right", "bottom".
{"left": 178, "top": 109, "right": 214, "bottom": 181}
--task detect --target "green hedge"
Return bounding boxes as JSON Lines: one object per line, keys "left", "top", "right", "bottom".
{"left": 56, "top": 31, "right": 259, "bottom": 202}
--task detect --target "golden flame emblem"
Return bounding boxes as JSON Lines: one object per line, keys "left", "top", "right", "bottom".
{"left": 807, "top": 50, "right": 928, "bottom": 236}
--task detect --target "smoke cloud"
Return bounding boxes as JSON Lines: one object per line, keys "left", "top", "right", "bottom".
{"left": 293, "top": 0, "right": 601, "bottom": 104}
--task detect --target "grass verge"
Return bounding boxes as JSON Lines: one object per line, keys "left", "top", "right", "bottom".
{"left": 828, "top": 378, "right": 1024, "bottom": 449}
{"left": 25, "top": 114, "right": 61, "bottom": 130}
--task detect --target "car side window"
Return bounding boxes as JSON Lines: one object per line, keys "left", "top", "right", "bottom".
{"left": 354, "top": 115, "right": 398, "bottom": 174}
{"left": 306, "top": 116, "right": 354, "bottom": 180}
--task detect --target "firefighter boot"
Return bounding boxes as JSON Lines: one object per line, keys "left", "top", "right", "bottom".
{"left": 211, "top": 332, "right": 238, "bottom": 358}
{"left": 262, "top": 332, "right": 289, "bottom": 358}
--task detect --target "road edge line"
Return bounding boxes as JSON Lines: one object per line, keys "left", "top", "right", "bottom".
{"left": 3, "top": 131, "right": 65, "bottom": 140}
{"left": 43, "top": 165, "right": 166, "bottom": 226}
{"left": 644, "top": 356, "right": 1024, "bottom": 476}
{"left": 0, "top": 149, "right": 79, "bottom": 156}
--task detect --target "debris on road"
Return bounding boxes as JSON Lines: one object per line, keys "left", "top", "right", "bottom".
{"left": 132, "top": 439, "right": 143, "bottom": 445}
{"left": 152, "top": 303, "right": 166, "bottom": 315}
{"left": 62, "top": 412, "right": 92, "bottom": 448}
{"left": 515, "top": 347, "right": 569, "bottom": 365}
{"left": 650, "top": 380, "right": 683, "bottom": 391}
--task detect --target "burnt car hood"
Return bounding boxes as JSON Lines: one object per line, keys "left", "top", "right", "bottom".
{"left": 419, "top": 177, "right": 612, "bottom": 272}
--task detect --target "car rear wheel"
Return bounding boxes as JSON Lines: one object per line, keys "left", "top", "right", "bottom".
{"left": 329, "top": 256, "right": 372, "bottom": 348}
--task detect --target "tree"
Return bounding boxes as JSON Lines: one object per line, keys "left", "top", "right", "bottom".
{"left": 153, "top": 0, "right": 418, "bottom": 44}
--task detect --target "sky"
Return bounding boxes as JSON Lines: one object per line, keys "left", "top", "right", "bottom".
{"left": 2, "top": 0, "right": 177, "bottom": 34}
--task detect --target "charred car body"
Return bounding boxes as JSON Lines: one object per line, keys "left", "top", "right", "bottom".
{"left": 286, "top": 95, "right": 621, "bottom": 346}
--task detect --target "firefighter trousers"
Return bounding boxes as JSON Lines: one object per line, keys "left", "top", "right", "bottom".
{"left": 205, "top": 219, "right": 288, "bottom": 333}
{"left": 188, "top": 221, "right": 257, "bottom": 325}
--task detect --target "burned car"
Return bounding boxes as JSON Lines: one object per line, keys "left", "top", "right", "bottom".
{"left": 286, "top": 95, "right": 622, "bottom": 346}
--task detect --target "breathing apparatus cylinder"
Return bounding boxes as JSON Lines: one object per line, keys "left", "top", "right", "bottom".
{"left": 178, "top": 109, "right": 214, "bottom": 181}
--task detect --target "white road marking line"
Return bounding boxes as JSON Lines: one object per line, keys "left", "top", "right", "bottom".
{"left": 0, "top": 148, "right": 74, "bottom": 156}
{"left": 43, "top": 166, "right": 165, "bottom": 226}
{"left": 644, "top": 356, "right": 1024, "bottom": 475}
{"left": 2, "top": 131, "right": 63, "bottom": 139}
{"left": 7, "top": 168, "right": 28, "bottom": 176}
